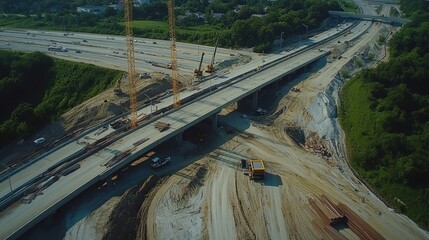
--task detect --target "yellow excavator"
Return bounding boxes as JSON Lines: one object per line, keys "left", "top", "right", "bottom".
{"left": 114, "top": 77, "right": 122, "bottom": 95}
{"left": 194, "top": 52, "right": 205, "bottom": 77}
{"left": 204, "top": 36, "right": 219, "bottom": 73}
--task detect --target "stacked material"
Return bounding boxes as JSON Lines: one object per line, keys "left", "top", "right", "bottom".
{"left": 338, "top": 203, "right": 385, "bottom": 240}
{"left": 104, "top": 149, "right": 131, "bottom": 167}
{"left": 309, "top": 195, "right": 346, "bottom": 226}
{"left": 310, "top": 195, "right": 385, "bottom": 240}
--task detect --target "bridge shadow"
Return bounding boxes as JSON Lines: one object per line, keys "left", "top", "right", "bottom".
{"left": 207, "top": 152, "right": 239, "bottom": 169}
{"left": 217, "top": 148, "right": 250, "bottom": 161}
{"left": 258, "top": 56, "right": 328, "bottom": 113}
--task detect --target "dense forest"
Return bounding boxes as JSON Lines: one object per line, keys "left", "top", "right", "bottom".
{"left": 0, "top": 51, "right": 122, "bottom": 146}
{"left": 340, "top": 0, "right": 429, "bottom": 229}
{"left": 0, "top": 0, "right": 342, "bottom": 52}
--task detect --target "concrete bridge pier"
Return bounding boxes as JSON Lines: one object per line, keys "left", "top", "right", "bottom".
{"left": 252, "top": 90, "right": 259, "bottom": 110}
{"left": 175, "top": 131, "right": 183, "bottom": 146}
{"left": 272, "top": 80, "right": 279, "bottom": 89}
{"left": 211, "top": 114, "right": 218, "bottom": 130}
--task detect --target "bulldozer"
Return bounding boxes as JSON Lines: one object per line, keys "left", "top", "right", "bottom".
{"left": 193, "top": 52, "right": 205, "bottom": 77}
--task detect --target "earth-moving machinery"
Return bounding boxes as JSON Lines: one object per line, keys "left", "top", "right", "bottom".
{"left": 248, "top": 159, "right": 265, "bottom": 180}
{"left": 204, "top": 36, "right": 219, "bottom": 73}
{"left": 194, "top": 52, "right": 205, "bottom": 77}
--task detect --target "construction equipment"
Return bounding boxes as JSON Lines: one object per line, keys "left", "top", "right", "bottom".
{"left": 114, "top": 79, "right": 122, "bottom": 94}
{"left": 152, "top": 62, "right": 172, "bottom": 69}
{"left": 110, "top": 117, "right": 129, "bottom": 129}
{"left": 248, "top": 159, "right": 265, "bottom": 180}
{"left": 204, "top": 36, "right": 219, "bottom": 73}
{"left": 194, "top": 52, "right": 205, "bottom": 77}
{"left": 124, "top": 0, "right": 138, "bottom": 128}
{"left": 167, "top": 0, "right": 180, "bottom": 108}
{"left": 154, "top": 121, "right": 170, "bottom": 132}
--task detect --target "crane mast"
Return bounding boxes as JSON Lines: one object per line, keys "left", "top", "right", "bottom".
{"left": 124, "top": 0, "right": 138, "bottom": 128}
{"left": 168, "top": 0, "right": 180, "bottom": 108}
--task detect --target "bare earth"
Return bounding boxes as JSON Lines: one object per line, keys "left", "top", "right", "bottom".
{"left": 57, "top": 23, "right": 429, "bottom": 240}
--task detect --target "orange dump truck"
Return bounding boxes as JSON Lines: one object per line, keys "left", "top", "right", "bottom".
{"left": 248, "top": 159, "right": 265, "bottom": 180}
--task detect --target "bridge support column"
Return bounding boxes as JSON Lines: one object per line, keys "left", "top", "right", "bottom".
{"left": 175, "top": 132, "right": 183, "bottom": 146}
{"left": 252, "top": 91, "right": 259, "bottom": 110}
{"left": 273, "top": 80, "right": 279, "bottom": 89}
{"left": 211, "top": 114, "right": 218, "bottom": 130}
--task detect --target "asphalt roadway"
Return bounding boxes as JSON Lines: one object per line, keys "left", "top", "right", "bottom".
{"left": 0, "top": 29, "right": 247, "bottom": 76}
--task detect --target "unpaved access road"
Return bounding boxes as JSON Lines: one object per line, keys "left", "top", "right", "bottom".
{"left": 56, "top": 19, "right": 429, "bottom": 240}
{"left": 138, "top": 21, "right": 428, "bottom": 240}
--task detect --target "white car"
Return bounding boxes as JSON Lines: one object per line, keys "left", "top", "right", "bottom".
{"left": 34, "top": 137, "right": 45, "bottom": 145}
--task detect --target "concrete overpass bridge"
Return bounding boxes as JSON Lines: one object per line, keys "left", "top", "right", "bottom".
{"left": 329, "top": 10, "right": 410, "bottom": 25}
{"left": 0, "top": 20, "right": 364, "bottom": 239}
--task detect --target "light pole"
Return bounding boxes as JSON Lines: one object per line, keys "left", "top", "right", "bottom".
{"left": 280, "top": 32, "right": 284, "bottom": 48}
{"left": 143, "top": 92, "right": 153, "bottom": 116}
{"left": 1, "top": 163, "right": 12, "bottom": 193}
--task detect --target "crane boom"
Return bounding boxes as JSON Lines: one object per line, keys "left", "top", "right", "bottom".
{"left": 168, "top": 0, "right": 180, "bottom": 108}
{"left": 194, "top": 52, "right": 204, "bottom": 77}
{"left": 204, "top": 35, "right": 219, "bottom": 73}
{"left": 124, "top": 0, "right": 138, "bottom": 128}
{"left": 211, "top": 36, "right": 219, "bottom": 65}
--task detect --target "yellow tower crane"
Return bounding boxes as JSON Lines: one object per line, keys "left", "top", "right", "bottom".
{"left": 167, "top": 0, "right": 180, "bottom": 108}
{"left": 124, "top": 0, "right": 138, "bottom": 128}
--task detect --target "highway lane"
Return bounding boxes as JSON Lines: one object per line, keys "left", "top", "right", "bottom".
{"left": 0, "top": 29, "right": 248, "bottom": 75}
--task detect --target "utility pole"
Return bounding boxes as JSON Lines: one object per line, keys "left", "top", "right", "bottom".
{"left": 280, "top": 32, "right": 284, "bottom": 48}
{"left": 143, "top": 92, "right": 153, "bottom": 116}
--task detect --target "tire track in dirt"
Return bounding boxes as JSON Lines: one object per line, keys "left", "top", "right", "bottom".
{"left": 206, "top": 164, "right": 237, "bottom": 240}
{"left": 233, "top": 170, "right": 256, "bottom": 239}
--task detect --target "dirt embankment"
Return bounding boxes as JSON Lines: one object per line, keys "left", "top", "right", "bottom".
{"left": 56, "top": 22, "right": 428, "bottom": 240}
{"left": 102, "top": 175, "right": 160, "bottom": 240}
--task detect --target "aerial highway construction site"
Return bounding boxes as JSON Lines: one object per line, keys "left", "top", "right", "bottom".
{"left": 0, "top": 1, "right": 428, "bottom": 239}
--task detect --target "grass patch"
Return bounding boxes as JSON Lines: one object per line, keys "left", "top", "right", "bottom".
{"left": 376, "top": 5, "right": 383, "bottom": 15}
{"left": 131, "top": 20, "right": 228, "bottom": 45}
{"left": 338, "top": 0, "right": 359, "bottom": 13}
{"left": 340, "top": 76, "right": 429, "bottom": 229}
{"left": 0, "top": 50, "right": 122, "bottom": 146}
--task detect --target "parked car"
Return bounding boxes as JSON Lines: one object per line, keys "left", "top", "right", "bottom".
{"left": 34, "top": 137, "right": 45, "bottom": 145}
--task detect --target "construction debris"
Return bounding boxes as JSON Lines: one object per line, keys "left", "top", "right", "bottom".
{"left": 306, "top": 133, "right": 331, "bottom": 159}
{"left": 291, "top": 87, "right": 301, "bottom": 92}
{"left": 154, "top": 121, "right": 170, "bottom": 132}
